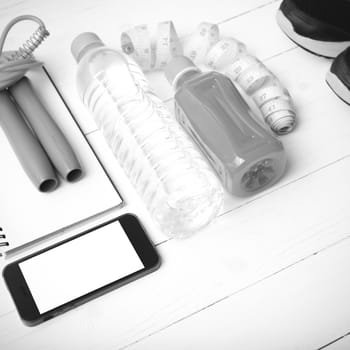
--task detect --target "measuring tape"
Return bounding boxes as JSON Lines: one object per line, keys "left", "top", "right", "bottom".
{"left": 121, "top": 21, "right": 183, "bottom": 71}
{"left": 120, "top": 21, "right": 296, "bottom": 135}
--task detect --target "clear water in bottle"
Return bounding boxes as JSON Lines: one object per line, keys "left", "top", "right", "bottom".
{"left": 71, "top": 32, "right": 224, "bottom": 238}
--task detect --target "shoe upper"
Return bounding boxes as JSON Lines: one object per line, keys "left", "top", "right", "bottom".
{"left": 281, "top": 0, "right": 350, "bottom": 42}
{"left": 330, "top": 47, "right": 350, "bottom": 87}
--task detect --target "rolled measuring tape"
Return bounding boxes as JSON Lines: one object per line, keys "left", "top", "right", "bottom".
{"left": 183, "top": 22, "right": 220, "bottom": 64}
{"left": 120, "top": 21, "right": 296, "bottom": 135}
{"left": 205, "top": 37, "right": 244, "bottom": 69}
{"left": 121, "top": 21, "right": 182, "bottom": 71}
{"left": 252, "top": 83, "right": 288, "bottom": 107}
{"left": 225, "top": 54, "right": 295, "bottom": 134}
{"left": 121, "top": 24, "right": 153, "bottom": 71}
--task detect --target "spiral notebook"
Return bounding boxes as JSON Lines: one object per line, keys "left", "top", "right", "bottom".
{"left": 0, "top": 67, "right": 123, "bottom": 258}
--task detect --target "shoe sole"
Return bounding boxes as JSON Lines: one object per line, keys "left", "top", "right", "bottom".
{"left": 326, "top": 70, "right": 350, "bottom": 105}
{"left": 276, "top": 10, "right": 350, "bottom": 58}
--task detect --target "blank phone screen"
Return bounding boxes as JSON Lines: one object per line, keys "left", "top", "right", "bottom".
{"left": 19, "top": 221, "right": 144, "bottom": 314}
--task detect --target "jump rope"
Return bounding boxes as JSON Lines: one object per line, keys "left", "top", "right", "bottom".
{"left": 0, "top": 15, "right": 82, "bottom": 193}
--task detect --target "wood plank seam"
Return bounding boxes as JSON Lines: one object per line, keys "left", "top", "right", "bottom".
{"left": 220, "top": 153, "right": 350, "bottom": 217}
{"left": 120, "top": 233, "right": 350, "bottom": 350}
{"left": 218, "top": 0, "right": 280, "bottom": 25}
{"left": 152, "top": 153, "right": 350, "bottom": 251}
{"left": 318, "top": 331, "right": 350, "bottom": 350}
{"left": 263, "top": 45, "right": 298, "bottom": 62}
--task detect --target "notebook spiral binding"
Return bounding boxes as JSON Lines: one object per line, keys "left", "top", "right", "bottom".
{"left": 0, "top": 227, "right": 9, "bottom": 257}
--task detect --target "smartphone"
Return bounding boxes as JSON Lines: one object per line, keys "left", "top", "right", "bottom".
{"left": 2, "top": 214, "right": 160, "bottom": 326}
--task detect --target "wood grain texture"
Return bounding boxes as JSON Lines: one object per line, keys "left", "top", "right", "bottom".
{"left": 1, "top": 0, "right": 350, "bottom": 349}
{"left": 4, "top": 154, "right": 350, "bottom": 349}
{"left": 125, "top": 237, "right": 350, "bottom": 350}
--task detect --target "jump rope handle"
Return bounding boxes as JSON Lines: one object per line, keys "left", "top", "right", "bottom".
{"left": 0, "top": 15, "right": 82, "bottom": 191}
{"left": 9, "top": 77, "right": 83, "bottom": 183}
{"left": 0, "top": 90, "right": 58, "bottom": 192}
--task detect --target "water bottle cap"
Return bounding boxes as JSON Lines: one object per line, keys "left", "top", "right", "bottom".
{"left": 165, "top": 56, "right": 199, "bottom": 87}
{"left": 71, "top": 32, "right": 104, "bottom": 63}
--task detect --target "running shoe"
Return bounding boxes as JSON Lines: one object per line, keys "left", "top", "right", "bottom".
{"left": 276, "top": 0, "right": 350, "bottom": 58}
{"left": 326, "top": 47, "right": 350, "bottom": 104}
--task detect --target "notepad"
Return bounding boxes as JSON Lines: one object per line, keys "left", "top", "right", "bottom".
{"left": 0, "top": 67, "right": 123, "bottom": 257}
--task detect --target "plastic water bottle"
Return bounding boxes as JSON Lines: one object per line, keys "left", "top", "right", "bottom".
{"left": 165, "top": 56, "right": 287, "bottom": 196}
{"left": 71, "top": 33, "right": 224, "bottom": 238}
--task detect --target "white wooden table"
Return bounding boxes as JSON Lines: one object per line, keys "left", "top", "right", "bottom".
{"left": 1, "top": 0, "right": 350, "bottom": 349}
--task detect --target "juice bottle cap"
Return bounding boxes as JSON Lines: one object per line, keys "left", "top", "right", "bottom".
{"left": 165, "top": 56, "right": 200, "bottom": 86}
{"left": 71, "top": 32, "right": 104, "bottom": 63}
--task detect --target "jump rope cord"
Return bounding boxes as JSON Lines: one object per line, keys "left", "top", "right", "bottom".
{"left": 0, "top": 15, "right": 49, "bottom": 90}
